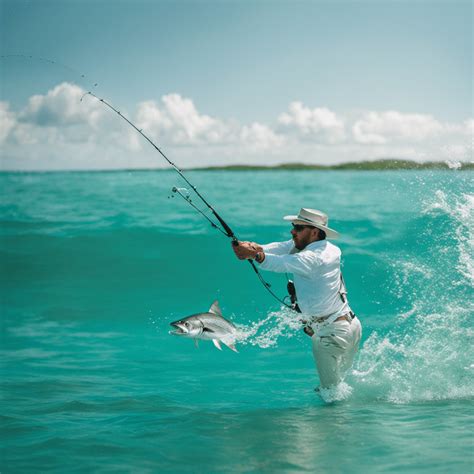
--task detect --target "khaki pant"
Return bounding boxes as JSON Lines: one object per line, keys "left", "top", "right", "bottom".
{"left": 311, "top": 317, "right": 362, "bottom": 389}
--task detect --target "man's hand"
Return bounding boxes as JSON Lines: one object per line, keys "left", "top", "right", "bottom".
{"left": 232, "top": 241, "right": 259, "bottom": 260}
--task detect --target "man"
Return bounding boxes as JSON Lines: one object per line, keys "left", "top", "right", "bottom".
{"left": 232, "top": 208, "right": 362, "bottom": 391}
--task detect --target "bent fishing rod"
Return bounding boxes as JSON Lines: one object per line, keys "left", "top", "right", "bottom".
{"left": 1, "top": 53, "right": 291, "bottom": 308}
{"left": 80, "top": 91, "right": 292, "bottom": 309}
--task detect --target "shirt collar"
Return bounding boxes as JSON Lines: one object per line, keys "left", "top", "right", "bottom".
{"left": 291, "top": 239, "right": 326, "bottom": 253}
{"left": 305, "top": 240, "right": 326, "bottom": 250}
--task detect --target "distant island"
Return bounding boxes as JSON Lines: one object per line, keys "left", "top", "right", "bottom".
{"left": 2, "top": 158, "right": 472, "bottom": 173}
{"left": 189, "top": 159, "right": 473, "bottom": 171}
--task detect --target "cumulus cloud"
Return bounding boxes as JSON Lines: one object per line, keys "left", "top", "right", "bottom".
{"left": 2, "top": 84, "right": 141, "bottom": 154}
{"left": 20, "top": 82, "right": 104, "bottom": 127}
{"left": 135, "top": 94, "right": 285, "bottom": 152}
{"left": 136, "top": 94, "right": 232, "bottom": 145}
{"left": 0, "top": 102, "right": 16, "bottom": 143}
{"left": 465, "top": 119, "right": 474, "bottom": 135}
{"left": 1, "top": 83, "right": 472, "bottom": 170}
{"left": 352, "top": 111, "right": 444, "bottom": 144}
{"left": 240, "top": 122, "right": 284, "bottom": 151}
{"left": 278, "top": 101, "right": 345, "bottom": 144}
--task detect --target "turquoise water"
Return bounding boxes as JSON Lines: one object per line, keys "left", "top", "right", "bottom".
{"left": 1, "top": 170, "right": 473, "bottom": 473}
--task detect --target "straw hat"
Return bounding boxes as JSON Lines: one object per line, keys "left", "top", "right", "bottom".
{"left": 283, "top": 208, "right": 339, "bottom": 239}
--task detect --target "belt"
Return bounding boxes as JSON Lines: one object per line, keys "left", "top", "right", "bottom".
{"left": 311, "top": 311, "right": 355, "bottom": 325}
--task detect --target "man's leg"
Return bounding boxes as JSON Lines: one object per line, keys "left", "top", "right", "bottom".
{"left": 312, "top": 332, "right": 346, "bottom": 388}
{"left": 311, "top": 319, "right": 361, "bottom": 389}
{"left": 340, "top": 317, "right": 362, "bottom": 375}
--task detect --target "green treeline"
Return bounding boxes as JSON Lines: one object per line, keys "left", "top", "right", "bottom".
{"left": 191, "top": 159, "right": 473, "bottom": 171}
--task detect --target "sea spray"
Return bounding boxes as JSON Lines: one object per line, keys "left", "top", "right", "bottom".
{"left": 352, "top": 185, "right": 473, "bottom": 403}
{"left": 236, "top": 306, "right": 303, "bottom": 348}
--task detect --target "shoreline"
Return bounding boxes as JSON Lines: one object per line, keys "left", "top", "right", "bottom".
{"left": 190, "top": 159, "right": 473, "bottom": 171}
{"left": 1, "top": 159, "right": 472, "bottom": 173}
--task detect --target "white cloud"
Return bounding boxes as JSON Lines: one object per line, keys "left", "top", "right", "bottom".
{"left": 1, "top": 83, "right": 473, "bottom": 170}
{"left": 4, "top": 84, "right": 143, "bottom": 155}
{"left": 136, "top": 100, "right": 173, "bottom": 133}
{"left": 20, "top": 82, "right": 104, "bottom": 127}
{"left": 162, "top": 94, "right": 217, "bottom": 141}
{"left": 136, "top": 94, "right": 232, "bottom": 145}
{"left": 352, "top": 111, "right": 444, "bottom": 144}
{"left": 465, "top": 119, "right": 474, "bottom": 135}
{"left": 240, "top": 122, "right": 284, "bottom": 151}
{"left": 278, "top": 101, "right": 345, "bottom": 144}
{"left": 351, "top": 111, "right": 473, "bottom": 163}
{"left": 0, "top": 102, "right": 16, "bottom": 143}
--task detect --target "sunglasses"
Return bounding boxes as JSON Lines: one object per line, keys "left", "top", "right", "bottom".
{"left": 292, "top": 224, "right": 314, "bottom": 232}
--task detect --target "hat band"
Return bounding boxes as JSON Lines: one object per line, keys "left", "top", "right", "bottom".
{"left": 296, "top": 216, "right": 328, "bottom": 227}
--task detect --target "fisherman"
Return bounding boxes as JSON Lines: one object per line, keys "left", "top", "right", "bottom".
{"left": 232, "top": 208, "right": 362, "bottom": 391}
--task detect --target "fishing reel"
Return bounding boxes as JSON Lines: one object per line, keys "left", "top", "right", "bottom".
{"left": 169, "top": 186, "right": 220, "bottom": 233}
{"left": 169, "top": 186, "right": 192, "bottom": 202}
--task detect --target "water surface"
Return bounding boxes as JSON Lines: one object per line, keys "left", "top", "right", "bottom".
{"left": 1, "top": 170, "right": 473, "bottom": 472}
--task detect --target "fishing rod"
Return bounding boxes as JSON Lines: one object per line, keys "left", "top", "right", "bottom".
{"left": 1, "top": 53, "right": 291, "bottom": 307}
{"left": 80, "top": 91, "right": 292, "bottom": 309}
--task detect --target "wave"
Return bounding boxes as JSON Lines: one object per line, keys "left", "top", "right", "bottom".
{"left": 229, "top": 188, "right": 474, "bottom": 403}
{"left": 351, "top": 189, "right": 473, "bottom": 403}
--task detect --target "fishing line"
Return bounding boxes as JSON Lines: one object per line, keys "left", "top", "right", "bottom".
{"left": 0, "top": 54, "right": 99, "bottom": 91}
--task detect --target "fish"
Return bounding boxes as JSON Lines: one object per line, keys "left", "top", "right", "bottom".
{"left": 169, "top": 300, "right": 238, "bottom": 352}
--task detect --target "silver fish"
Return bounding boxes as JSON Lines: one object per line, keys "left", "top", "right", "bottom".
{"left": 170, "top": 300, "right": 238, "bottom": 352}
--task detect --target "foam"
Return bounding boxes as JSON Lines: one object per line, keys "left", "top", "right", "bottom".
{"left": 352, "top": 189, "right": 474, "bottom": 403}
{"left": 236, "top": 306, "right": 303, "bottom": 348}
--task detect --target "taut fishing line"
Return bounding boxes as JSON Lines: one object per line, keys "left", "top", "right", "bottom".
{"left": 1, "top": 54, "right": 292, "bottom": 309}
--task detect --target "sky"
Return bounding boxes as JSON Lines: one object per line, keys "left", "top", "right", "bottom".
{"left": 0, "top": 0, "right": 472, "bottom": 170}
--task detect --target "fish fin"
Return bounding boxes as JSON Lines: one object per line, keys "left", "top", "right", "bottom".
{"left": 208, "top": 300, "right": 223, "bottom": 317}
{"left": 212, "top": 339, "right": 222, "bottom": 351}
{"left": 223, "top": 341, "right": 239, "bottom": 353}
{"left": 202, "top": 327, "right": 215, "bottom": 333}
{"left": 194, "top": 339, "right": 199, "bottom": 348}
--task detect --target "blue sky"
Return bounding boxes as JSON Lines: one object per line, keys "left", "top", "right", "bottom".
{"left": 1, "top": 0, "right": 472, "bottom": 170}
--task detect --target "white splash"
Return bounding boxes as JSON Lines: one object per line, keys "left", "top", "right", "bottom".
{"left": 354, "top": 305, "right": 473, "bottom": 403}
{"left": 235, "top": 306, "right": 302, "bottom": 348}
{"left": 319, "top": 382, "right": 353, "bottom": 403}
{"left": 423, "top": 190, "right": 473, "bottom": 285}
{"left": 351, "top": 188, "right": 474, "bottom": 403}
{"left": 445, "top": 159, "right": 462, "bottom": 170}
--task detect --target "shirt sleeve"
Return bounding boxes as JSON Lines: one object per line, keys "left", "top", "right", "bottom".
{"left": 259, "top": 250, "right": 320, "bottom": 276}
{"left": 260, "top": 240, "right": 294, "bottom": 255}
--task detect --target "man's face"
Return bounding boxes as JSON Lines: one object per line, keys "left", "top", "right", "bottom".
{"left": 291, "top": 224, "right": 318, "bottom": 250}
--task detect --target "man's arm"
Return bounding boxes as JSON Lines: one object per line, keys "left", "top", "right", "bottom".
{"left": 259, "top": 251, "right": 319, "bottom": 276}
{"left": 232, "top": 240, "right": 317, "bottom": 276}
{"left": 260, "top": 240, "right": 294, "bottom": 255}
{"left": 232, "top": 240, "right": 293, "bottom": 261}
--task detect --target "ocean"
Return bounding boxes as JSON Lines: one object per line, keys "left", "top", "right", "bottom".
{"left": 1, "top": 169, "right": 473, "bottom": 473}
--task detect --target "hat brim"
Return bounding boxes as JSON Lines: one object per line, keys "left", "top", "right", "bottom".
{"left": 283, "top": 215, "right": 340, "bottom": 239}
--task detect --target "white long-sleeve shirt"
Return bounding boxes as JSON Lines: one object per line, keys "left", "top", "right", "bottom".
{"left": 259, "top": 239, "right": 351, "bottom": 318}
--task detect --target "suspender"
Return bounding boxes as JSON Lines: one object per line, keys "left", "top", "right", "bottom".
{"left": 339, "top": 272, "right": 348, "bottom": 303}
{"left": 338, "top": 272, "right": 355, "bottom": 318}
{"left": 288, "top": 271, "right": 355, "bottom": 318}
{"left": 287, "top": 280, "right": 301, "bottom": 313}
